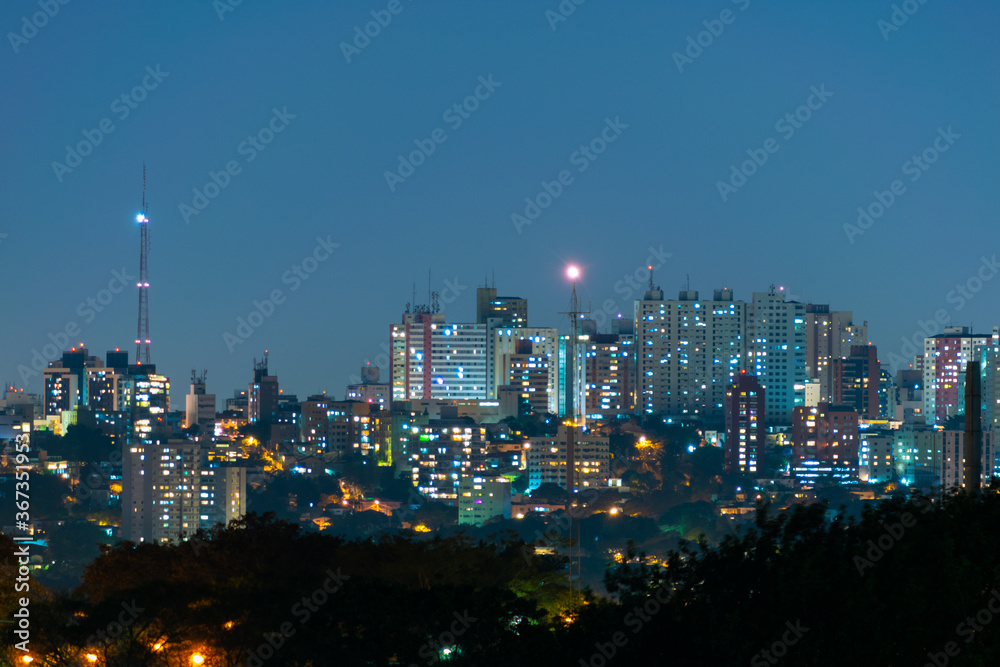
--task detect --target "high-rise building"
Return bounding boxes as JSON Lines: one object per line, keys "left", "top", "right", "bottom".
{"left": 475, "top": 284, "right": 527, "bottom": 400}
{"left": 300, "top": 394, "right": 332, "bottom": 450}
{"left": 476, "top": 285, "right": 527, "bottom": 326}
{"left": 248, "top": 355, "right": 279, "bottom": 425}
{"left": 493, "top": 328, "right": 559, "bottom": 414}
{"left": 123, "top": 438, "right": 198, "bottom": 543}
{"left": 923, "top": 328, "right": 990, "bottom": 424}
{"left": 941, "top": 429, "right": 995, "bottom": 491}
{"left": 878, "top": 368, "right": 895, "bottom": 420}
{"left": 43, "top": 367, "right": 79, "bottom": 417}
{"left": 43, "top": 347, "right": 104, "bottom": 416}
{"left": 87, "top": 350, "right": 130, "bottom": 415}
{"left": 832, "top": 345, "right": 880, "bottom": 420}
{"left": 859, "top": 427, "right": 894, "bottom": 483}
{"left": 981, "top": 329, "right": 1000, "bottom": 433}
{"left": 525, "top": 424, "right": 610, "bottom": 492}
{"left": 0, "top": 387, "right": 42, "bottom": 423}
{"left": 893, "top": 419, "right": 941, "bottom": 488}
{"left": 724, "top": 373, "right": 765, "bottom": 475}
{"left": 198, "top": 466, "right": 247, "bottom": 530}
{"left": 225, "top": 390, "right": 248, "bottom": 417}
{"left": 126, "top": 364, "right": 170, "bottom": 445}
{"left": 458, "top": 475, "right": 511, "bottom": 526}
{"left": 895, "top": 369, "right": 924, "bottom": 423}
{"left": 272, "top": 393, "right": 301, "bottom": 443}
{"left": 184, "top": 371, "right": 216, "bottom": 440}
{"left": 558, "top": 332, "right": 588, "bottom": 420}
{"left": 584, "top": 333, "right": 636, "bottom": 420}
{"left": 119, "top": 360, "right": 172, "bottom": 542}
{"left": 804, "top": 306, "right": 867, "bottom": 400}
{"left": 635, "top": 285, "right": 747, "bottom": 420}
{"left": 791, "top": 402, "right": 859, "bottom": 485}
{"left": 750, "top": 289, "right": 806, "bottom": 425}
{"left": 346, "top": 365, "right": 390, "bottom": 411}
{"left": 405, "top": 419, "right": 489, "bottom": 500}
{"left": 324, "top": 400, "right": 379, "bottom": 460}
{"left": 503, "top": 342, "right": 552, "bottom": 416}
{"left": 391, "top": 312, "right": 488, "bottom": 401}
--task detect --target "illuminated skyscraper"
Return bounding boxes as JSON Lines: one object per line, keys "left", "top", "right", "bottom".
{"left": 636, "top": 285, "right": 747, "bottom": 419}
{"left": 248, "top": 354, "right": 279, "bottom": 425}
{"left": 493, "top": 328, "right": 559, "bottom": 414}
{"left": 923, "top": 328, "right": 990, "bottom": 424}
{"left": 832, "top": 345, "right": 880, "bottom": 420}
{"left": 525, "top": 424, "right": 610, "bottom": 492}
{"left": 43, "top": 347, "right": 103, "bottom": 416}
{"left": 724, "top": 373, "right": 765, "bottom": 475}
{"left": 184, "top": 370, "right": 216, "bottom": 440}
{"left": 584, "top": 333, "right": 636, "bottom": 420}
{"left": 476, "top": 285, "right": 527, "bottom": 326}
{"left": 791, "top": 403, "right": 859, "bottom": 486}
{"left": 391, "top": 312, "right": 488, "bottom": 401}
{"left": 750, "top": 289, "right": 806, "bottom": 425}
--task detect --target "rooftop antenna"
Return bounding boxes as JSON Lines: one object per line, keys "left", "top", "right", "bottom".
{"left": 557, "top": 264, "right": 589, "bottom": 611}
{"left": 135, "top": 164, "right": 151, "bottom": 364}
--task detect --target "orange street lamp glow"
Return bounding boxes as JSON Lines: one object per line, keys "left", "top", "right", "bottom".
{"left": 86, "top": 655, "right": 99, "bottom": 663}
{"left": 191, "top": 654, "right": 206, "bottom": 665}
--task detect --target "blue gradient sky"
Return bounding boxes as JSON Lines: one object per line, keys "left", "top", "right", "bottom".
{"left": 2, "top": 1, "right": 999, "bottom": 406}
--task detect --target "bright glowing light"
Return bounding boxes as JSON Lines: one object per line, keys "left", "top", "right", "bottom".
{"left": 609, "top": 507, "right": 619, "bottom": 515}
{"left": 190, "top": 654, "right": 205, "bottom": 665}
{"left": 566, "top": 265, "right": 580, "bottom": 280}
{"left": 21, "top": 657, "right": 33, "bottom": 664}
{"left": 86, "top": 654, "right": 98, "bottom": 663}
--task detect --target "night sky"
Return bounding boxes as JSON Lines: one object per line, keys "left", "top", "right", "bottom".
{"left": 3, "top": 1, "right": 998, "bottom": 407}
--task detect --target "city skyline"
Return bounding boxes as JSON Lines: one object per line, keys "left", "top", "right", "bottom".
{"left": 3, "top": 2, "right": 998, "bottom": 411}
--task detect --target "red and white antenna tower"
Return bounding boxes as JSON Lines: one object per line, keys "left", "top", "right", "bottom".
{"left": 135, "top": 165, "right": 151, "bottom": 364}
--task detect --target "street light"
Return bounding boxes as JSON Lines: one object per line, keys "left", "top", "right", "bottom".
{"left": 190, "top": 654, "right": 206, "bottom": 665}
